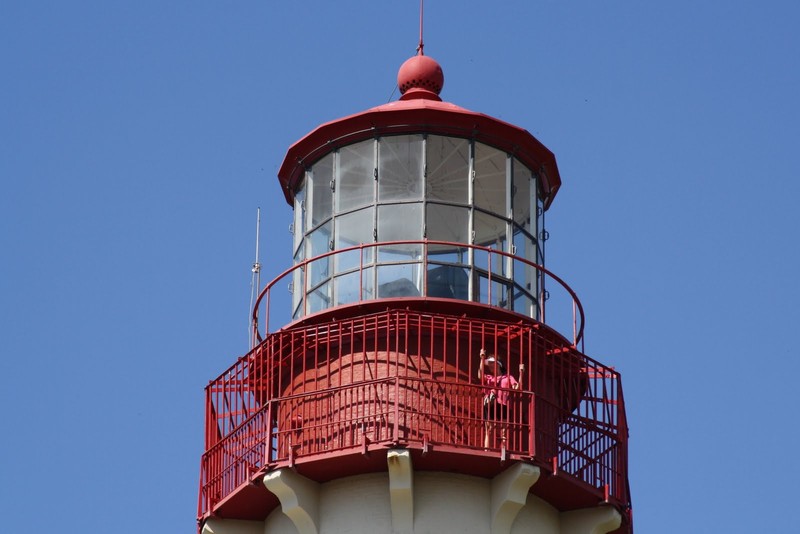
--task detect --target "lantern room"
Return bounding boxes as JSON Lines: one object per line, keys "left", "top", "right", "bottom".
{"left": 277, "top": 53, "right": 563, "bottom": 323}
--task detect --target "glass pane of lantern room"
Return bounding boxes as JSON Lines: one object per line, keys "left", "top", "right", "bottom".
{"left": 293, "top": 179, "right": 305, "bottom": 259}
{"left": 426, "top": 203, "right": 469, "bottom": 262}
{"left": 426, "top": 135, "right": 469, "bottom": 204}
{"left": 308, "top": 154, "right": 333, "bottom": 229}
{"left": 377, "top": 263, "right": 421, "bottom": 298}
{"left": 337, "top": 140, "right": 375, "bottom": 213}
{"left": 511, "top": 158, "right": 536, "bottom": 317}
{"left": 511, "top": 159, "right": 532, "bottom": 233}
{"left": 378, "top": 135, "right": 424, "bottom": 202}
{"left": 334, "top": 207, "right": 374, "bottom": 273}
{"left": 306, "top": 221, "right": 331, "bottom": 288}
{"left": 307, "top": 280, "right": 331, "bottom": 314}
{"left": 478, "top": 276, "right": 512, "bottom": 309}
{"left": 474, "top": 143, "right": 508, "bottom": 217}
{"left": 292, "top": 263, "right": 304, "bottom": 320}
{"left": 377, "top": 203, "right": 422, "bottom": 262}
{"left": 473, "top": 210, "right": 509, "bottom": 252}
{"left": 473, "top": 211, "right": 509, "bottom": 277}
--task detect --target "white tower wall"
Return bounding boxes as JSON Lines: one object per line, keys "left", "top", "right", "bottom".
{"left": 203, "top": 451, "right": 620, "bottom": 534}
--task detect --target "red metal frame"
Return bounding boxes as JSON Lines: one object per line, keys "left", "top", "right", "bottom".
{"left": 199, "top": 306, "right": 630, "bottom": 529}
{"left": 252, "top": 240, "right": 585, "bottom": 350}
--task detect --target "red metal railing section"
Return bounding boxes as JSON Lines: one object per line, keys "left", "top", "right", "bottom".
{"left": 251, "top": 240, "right": 586, "bottom": 349}
{"left": 199, "top": 309, "right": 629, "bottom": 520}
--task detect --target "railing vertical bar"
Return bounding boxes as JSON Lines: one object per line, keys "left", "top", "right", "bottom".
{"left": 359, "top": 244, "right": 364, "bottom": 303}
{"left": 422, "top": 238, "right": 428, "bottom": 297}
{"left": 265, "top": 400, "right": 273, "bottom": 464}
{"left": 572, "top": 299, "right": 577, "bottom": 347}
{"left": 487, "top": 249, "right": 492, "bottom": 306}
{"left": 265, "top": 288, "right": 271, "bottom": 337}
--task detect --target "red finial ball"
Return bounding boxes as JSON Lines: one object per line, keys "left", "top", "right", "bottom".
{"left": 397, "top": 54, "right": 444, "bottom": 97}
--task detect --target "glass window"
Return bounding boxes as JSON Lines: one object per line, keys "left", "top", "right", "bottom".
{"left": 427, "top": 264, "right": 469, "bottom": 300}
{"left": 426, "top": 203, "right": 469, "bottom": 243}
{"left": 378, "top": 135, "right": 424, "bottom": 202}
{"left": 334, "top": 207, "right": 374, "bottom": 273}
{"left": 306, "top": 221, "right": 331, "bottom": 288}
{"left": 307, "top": 281, "right": 331, "bottom": 314}
{"left": 473, "top": 211, "right": 509, "bottom": 278}
{"left": 474, "top": 143, "right": 507, "bottom": 216}
{"left": 513, "top": 283, "right": 538, "bottom": 318}
{"left": 291, "top": 264, "right": 304, "bottom": 319}
{"left": 473, "top": 211, "right": 508, "bottom": 249}
{"left": 426, "top": 203, "right": 469, "bottom": 260}
{"left": 512, "top": 228, "right": 538, "bottom": 318}
{"left": 478, "top": 276, "right": 512, "bottom": 309}
{"left": 377, "top": 203, "right": 421, "bottom": 242}
{"left": 377, "top": 264, "right": 421, "bottom": 298}
{"left": 426, "top": 136, "right": 469, "bottom": 204}
{"left": 337, "top": 140, "right": 375, "bottom": 213}
{"left": 293, "top": 182, "right": 305, "bottom": 259}
{"left": 334, "top": 269, "right": 374, "bottom": 307}
{"left": 308, "top": 154, "right": 333, "bottom": 229}
{"left": 512, "top": 158, "right": 532, "bottom": 228}
{"left": 377, "top": 203, "right": 422, "bottom": 262}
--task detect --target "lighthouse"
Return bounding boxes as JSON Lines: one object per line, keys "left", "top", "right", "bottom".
{"left": 198, "top": 49, "right": 632, "bottom": 534}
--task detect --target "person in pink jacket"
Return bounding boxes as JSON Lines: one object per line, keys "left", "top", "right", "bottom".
{"left": 478, "top": 348, "right": 524, "bottom": 449}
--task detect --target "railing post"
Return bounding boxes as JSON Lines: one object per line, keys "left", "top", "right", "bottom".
{"left": 422, "top": 239, "right": 428, "bottom": 297}
{"left": 265, "top": 400, "right": 273, "bottom": 465}
{"left": 540, "top": 270, "right": 546, "bottom": 324}
{"left": 359, "top": 244, "right": 364, "bottom": 303}
{"left": 572, "top": 300, "right": 577, "bottom": 347}
{"left": 198, "top": 455, "right": 207, "bottom": 518}
{"left": 393, "top": 376, "right": 400, "bottom": 443}
{"left": 303, "top": 260, "right": 309, "bottom": 317}
{"left": 528, "top": 393, "right": 536, "bottom": 459}
{"left": 487, "top": 249, "right": 492, "bottom": 306}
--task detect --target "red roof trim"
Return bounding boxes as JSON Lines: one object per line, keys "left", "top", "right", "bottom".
{"left": 277, "top": 98, "right": 562, "bottom": 209}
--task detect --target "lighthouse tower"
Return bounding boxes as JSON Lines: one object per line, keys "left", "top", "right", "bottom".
{"left": 198, "top": 50, "right": 632, "bottom": 534}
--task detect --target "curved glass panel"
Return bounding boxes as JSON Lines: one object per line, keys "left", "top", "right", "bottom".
{"left": 378, "top": 135, "right": 424, "bottom": 202}
{"left": 307, "top": 280, "right": 330, "bottom": 314}
{"left": 334, "top": 268, "right": 374, "bottom": 306}
{"left": 337, "top": 140, "right": 374, "bottom": 213}
{"left": 293, "top": 182, "right": 305, "bottom": 258}
{"left": 426, "top": 135, "right": 469, "bottom": 204}
{"left": 474, "top": 142, "right": 507, "bottom": 216}
{"left": 377, "top": 203, "right": 422, "bottom": 262}
{"left": 377, "top": 263, "right": 421, "bottom": 298}
{"left": 306, "top": 220, "right": 331, "bottom": 288}
{"left": 334, "top": 207, "right": 374, "bottom": 273}
{"left": 473, "top": 210, "right": 508, "bottom": 249}
{"left": 512, "top": 158, "right": 532, "bottom": 228}
{"left": 308, "top": 154, "right": 333, "bottom": 229}
{"left": 426, "top": 203, "right": 469, "bottom": 261}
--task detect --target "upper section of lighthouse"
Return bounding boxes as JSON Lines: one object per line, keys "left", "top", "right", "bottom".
{"left": 268, "top": 52, "right": 572, "bottom": 330}
{"left": 277, "top": 53, "right": 561, "bottom": 209}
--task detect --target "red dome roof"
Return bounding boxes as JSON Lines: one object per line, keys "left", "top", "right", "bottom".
{"left": 397, "top": 54, "right": 444, "bottom": 100}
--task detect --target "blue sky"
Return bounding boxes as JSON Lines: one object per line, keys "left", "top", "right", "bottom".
{"left": 2, "top": 1, "right": 798, "bottom": 532}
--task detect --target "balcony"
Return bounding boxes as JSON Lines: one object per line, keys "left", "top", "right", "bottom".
{"left": 200, "top": 304, "right": 630, "bottom": 527}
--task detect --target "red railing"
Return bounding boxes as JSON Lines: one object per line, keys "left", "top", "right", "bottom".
{"left": 251, "top": 240, "right": 585, "bottom": 350}
{"left": 199, "top": 308, "right": 629, "bottom": 520}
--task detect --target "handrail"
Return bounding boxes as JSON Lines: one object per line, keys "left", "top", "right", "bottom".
{"left": 252, "top": 239, "right": 584, "bottom": 347}
{"left": 199, "top": 373, "right": 627, "bottom": 518}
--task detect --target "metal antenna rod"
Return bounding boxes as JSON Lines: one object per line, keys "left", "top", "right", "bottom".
{"left": 249, "top": 207, "right": 262, "bottom": 348}
{"left": 417, "top": 0, "right": 425, "bottom": 55}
